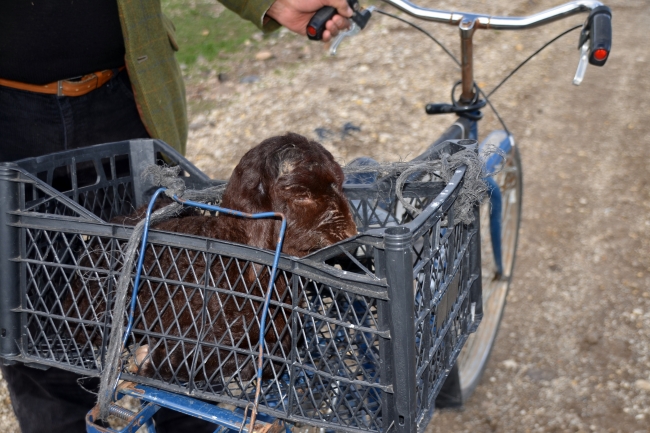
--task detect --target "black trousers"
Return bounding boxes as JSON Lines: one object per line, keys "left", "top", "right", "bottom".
{"left": 0, "top": 71, "right": 216, "bottom": 433}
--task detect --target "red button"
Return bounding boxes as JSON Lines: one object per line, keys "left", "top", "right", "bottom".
{"left": 307, "top": 27, "right": 317, "bottom": 37}
{"left": 593, "top": 48, "right": 608, "bottom": 61}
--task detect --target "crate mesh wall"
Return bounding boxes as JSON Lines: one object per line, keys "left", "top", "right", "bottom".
{"left": 4, "top": 143, "right": 479, "bottom": 433}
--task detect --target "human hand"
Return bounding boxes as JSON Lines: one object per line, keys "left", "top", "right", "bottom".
{"left": 266, "top": 0, "right": 353, "bottom": 42}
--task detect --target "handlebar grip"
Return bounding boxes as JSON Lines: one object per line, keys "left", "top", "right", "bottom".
{"left": 307, "top": 6, "right": 337, "bottom": 41}
{"left": 425, "top": 104, "right": 456, "bottom": 115}
{"left": 587, "top": 6, "right": 612, "bottom": 66}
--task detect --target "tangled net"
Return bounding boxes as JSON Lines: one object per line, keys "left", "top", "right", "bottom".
{"left": 343, "top": 142, "right": 504, "bottom": 224}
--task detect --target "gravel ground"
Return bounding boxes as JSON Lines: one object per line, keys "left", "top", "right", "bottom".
{"left": 1, "top": 1, "right": 648, "bottom": 432}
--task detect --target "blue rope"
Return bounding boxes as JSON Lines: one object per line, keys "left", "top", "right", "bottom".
{"left": 169, "top": 195, "right": 288, "bottom": 386}
{"left": 121, "top": 187, "right": 167, "bottom": 347}
{"left": 119, "top": 188, "right": 287, "bottom": 423}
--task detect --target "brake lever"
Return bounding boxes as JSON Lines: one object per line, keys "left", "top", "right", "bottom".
{"left": 329, "top": 6, "right": 375, "bottom": 56}
{"left": 573, "top": 41, "right": 589, "bottom": 86}
{"left": 330, "top": 22, "right": 360, "bottom": 55}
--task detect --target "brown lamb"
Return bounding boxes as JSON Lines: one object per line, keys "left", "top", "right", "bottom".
{"left": 69, "top": 133, "right": 357, "bottom": 385}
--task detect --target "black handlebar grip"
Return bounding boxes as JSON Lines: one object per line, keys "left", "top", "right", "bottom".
{"left": 307, "top": 6, "right": 337, "bottom": 40}
{"left": 587, "top": 6, "right": 612, "bottom": 66}
{"left": 425, "top": 103, "right": 455, "bottom": 115}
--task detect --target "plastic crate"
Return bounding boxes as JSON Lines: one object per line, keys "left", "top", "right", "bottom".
{"left": 0, "top": 139, "right": 482, "bottom": 433}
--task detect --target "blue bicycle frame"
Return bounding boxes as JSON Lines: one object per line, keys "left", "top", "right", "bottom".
{"left": 417, "top": 116, "right": 512, "bottom": 278}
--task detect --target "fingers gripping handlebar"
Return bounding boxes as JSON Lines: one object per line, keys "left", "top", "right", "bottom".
{"left": 306, "top": 0, "right": 372, "bottom": 41}
{"left": 306, "top": 7, "right": 338, "bottom": 40}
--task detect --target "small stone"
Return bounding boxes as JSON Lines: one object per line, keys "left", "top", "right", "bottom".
{"left": 502, "top": 359, "right": 518, "bottom": 369}
{"left": 341, "top": 122, "right": 361, "bottom": 137}
{"left": 634, "top": 379, "right": 650, "bottom": 391}
{"left": 189, "top": 115, "right": 207, "bottom": 130}
{"left": 485, "top": 417, "right": 498, "bottom": 431}
{"left": 255, "top": 51, "right": 274, "bottom": 61}
{"left": 525, "top": 368, "right": 555, "bottom": 382}
{"left": 200, "top": 29, "right": 210, "bottom": 36}
{"left": 314, "top": 127, "right": 334, "bottom": 140}
{"left": 378, "top": 132, "right": 392, "bottom": 144}
{"left": 240, "top": 75, "right": 260, "bottom": 84}
{"left": 515, "top": 43, "right": 524, "bottom": 51}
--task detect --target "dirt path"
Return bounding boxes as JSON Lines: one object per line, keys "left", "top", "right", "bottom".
{"left": 1, "top": 1, "right": 647, "bottom": 432}
{"left": 426, "top": 1, "right": 650, "bottom": 432}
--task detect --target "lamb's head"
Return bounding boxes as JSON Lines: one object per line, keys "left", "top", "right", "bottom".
{"left": 220, "top": 133, "right": 358, "bottom": 257}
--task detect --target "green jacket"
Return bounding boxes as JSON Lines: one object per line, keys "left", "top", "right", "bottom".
{"left": 116, "top": 0, "right": 279, "bottom": 155}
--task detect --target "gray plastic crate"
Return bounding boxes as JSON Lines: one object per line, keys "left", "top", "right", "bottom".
{"left": 0, "top": 139, "right": 482, "bottom": 433}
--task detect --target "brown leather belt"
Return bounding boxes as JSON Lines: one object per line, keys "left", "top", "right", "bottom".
{"left": 0, "top": 67, "right": 125, "bottom": 97}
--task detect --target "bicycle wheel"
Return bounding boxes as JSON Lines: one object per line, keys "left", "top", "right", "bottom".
{"left": 455, "top": 141, "right": 523, "bottom": 401}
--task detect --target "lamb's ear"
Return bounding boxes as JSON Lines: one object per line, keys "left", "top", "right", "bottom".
{"left": 220, "top": 156, "right": 271, "bottom": 213}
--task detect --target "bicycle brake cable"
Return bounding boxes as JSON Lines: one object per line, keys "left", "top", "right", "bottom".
{"left": 482, "top": 24, "right": 582, "bottom": 133}
{"left": 487, "top": 25, "right": 582, "bottom": 98}
{"left": 374, "top": 9, "right": 460, "bottom": 67}
{"left": 373, "top": 9, "right": 584, "bottom": 134}
{"left": 375, "top": 8, "right": 509, "bottom": 130}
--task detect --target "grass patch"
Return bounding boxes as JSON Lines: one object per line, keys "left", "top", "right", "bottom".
{"left": 162, "top": 0, "right": 262, "bottom": 66}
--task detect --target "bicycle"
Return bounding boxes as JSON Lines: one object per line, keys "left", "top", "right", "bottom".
{"left": 0, "top": 1, "right": 611, "bottom": 432}
{"left": 314, "top": 0, "right": 610, "bottom": 407}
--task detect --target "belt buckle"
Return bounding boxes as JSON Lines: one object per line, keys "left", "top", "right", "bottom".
{"left": 58, "top": 75, "right": 86, "bottom": 96}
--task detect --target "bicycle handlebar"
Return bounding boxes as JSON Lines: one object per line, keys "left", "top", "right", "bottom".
{"left": 380, "top": 0, "right": 605, "bottom": 30}
{"left": 307, "top": 0, "right": 612, "bottom": 103}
